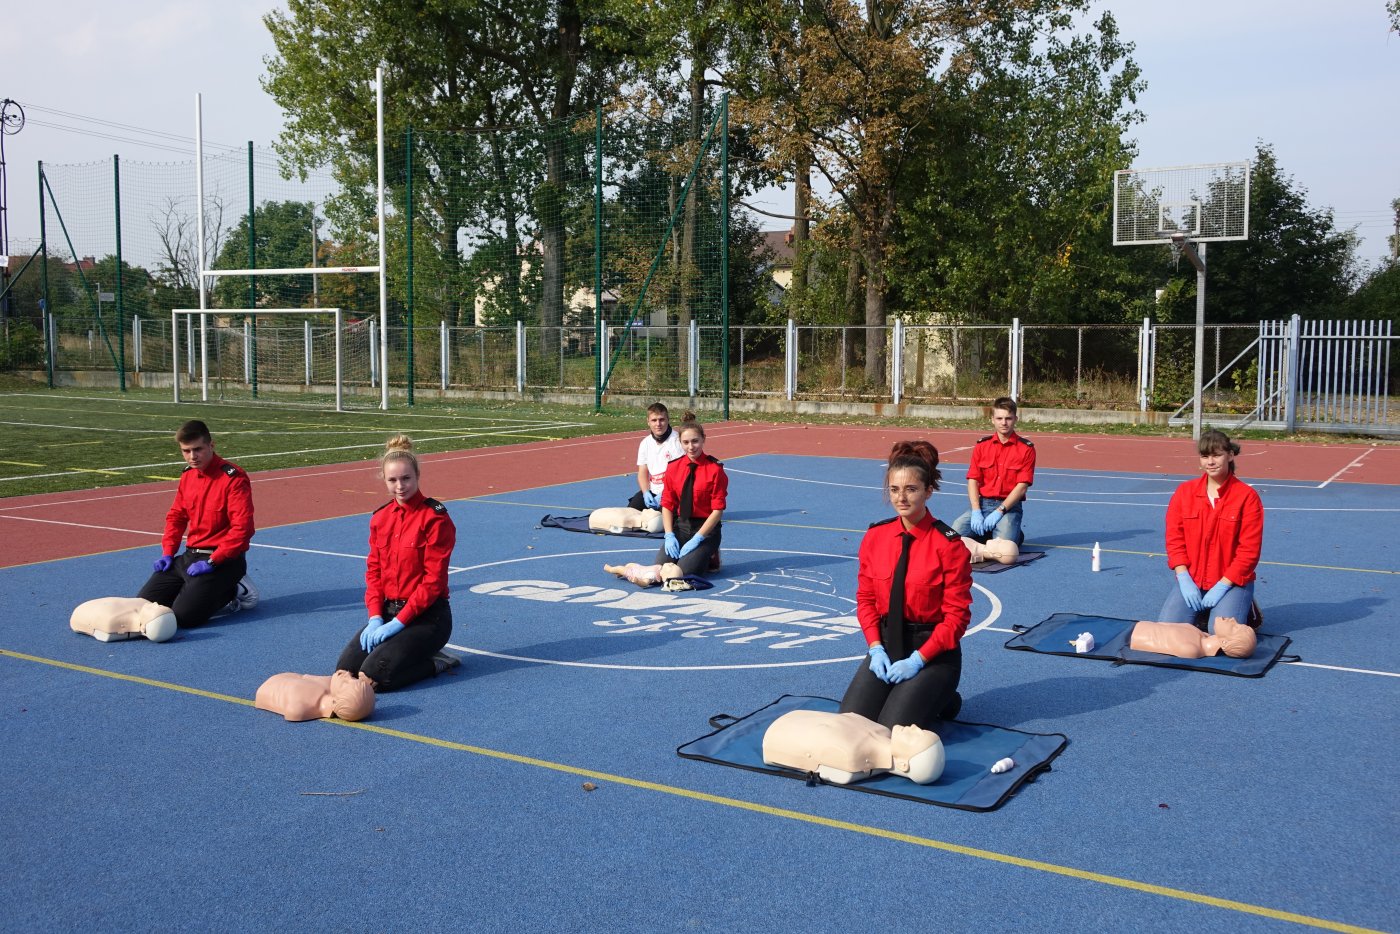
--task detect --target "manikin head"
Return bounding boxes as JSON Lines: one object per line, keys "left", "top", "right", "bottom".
{"left": 1202, "top": 616, "right": 1257, "bottom": 659}
{"left": 139, "top": 603, "right": 178, "bottom": 642}
{"left": 889, "top": 724, "right": 945, "bottom": 784}
{"left": 328, "top": 670, "right": 376, "bottom": 721}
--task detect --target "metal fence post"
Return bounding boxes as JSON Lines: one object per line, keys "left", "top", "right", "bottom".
{"left": 441, "top": 320, "right": 449, "bottom": 390}
{"left": 1284, "top": 313, "right": 1301, "bottom": 431}
{"left": 243, "top": 320, "right": 251, "bottom": 383}
{"left": 785, "top": 318, "right": 796, "bottom": 400}
{"left": 892, "top": 319, "right": 904, "bottom": 405}
{"left": 1137, "top": 317, "right": 1150, "bottom": 411}
{"left": 1008, "top": 317, "right": 1022, "bottom": 401}
{"left": 688, "top": 318, "right": 699, "bottom": 397}
{"left": 133, "top": 316, "right": 142, "bottom": 372}
{"left": 304, "top": 320, "right": 312, "bottom": 384}
{"left": 516, "top": 320, "right": 525, "bottom": 394}
{"left": 369, "top": 320, "right": 378, "bottom": 387}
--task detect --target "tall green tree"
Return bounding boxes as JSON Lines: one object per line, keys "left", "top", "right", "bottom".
{"left": 264, "top": 0, "right": 642, "bottom": 347}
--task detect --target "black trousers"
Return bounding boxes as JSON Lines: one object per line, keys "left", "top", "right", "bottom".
{"left": 654, "top": 518, "right": 721, "bottom": 577}
{"left": 840, "top": 641, "right": 962, "bottom": 731}
{"left": 335, "top": 598, "right": 452, "bottom": 691}
{"left": 626, "top": 489, "right": 647, "bottom": 511}
{"left": 136, "top": 551, "right": 246, "bottom": 629}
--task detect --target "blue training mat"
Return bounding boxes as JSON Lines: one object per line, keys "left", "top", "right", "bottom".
{"left": 539, "top": 514, "right": 664, "bottom": 539}
{"left": 677, "top": 695, "right": 1067, "bottom": 812}
{"left": 971, "top": 549, "right": 1045, "bottom": 574}
{"left": 1004, "top": 612, "right": 1295, "bottom": 678}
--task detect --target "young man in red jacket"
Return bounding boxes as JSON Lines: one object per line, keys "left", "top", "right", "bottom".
{"left": 137, "top": 420, "right": 257, "bottom": 628}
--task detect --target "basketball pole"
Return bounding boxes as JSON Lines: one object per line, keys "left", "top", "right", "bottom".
{"left": 1175, "top": 234, "right": 1207, "bottom": 441}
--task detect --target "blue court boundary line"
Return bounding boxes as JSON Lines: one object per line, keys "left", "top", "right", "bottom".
{"left": 0, "top": 647, "right": 1382, "bottom": 934}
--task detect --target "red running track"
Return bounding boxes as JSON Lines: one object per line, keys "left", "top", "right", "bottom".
{"left": 1, "top": 422, "right": 1394, "bottom": 569}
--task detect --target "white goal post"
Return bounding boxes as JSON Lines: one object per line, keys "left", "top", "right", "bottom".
{"left": 190, "top": 65, "right": 388, "bottom": 408}
{"left": 172, "top": 307, "right": 344, "bottom": 412}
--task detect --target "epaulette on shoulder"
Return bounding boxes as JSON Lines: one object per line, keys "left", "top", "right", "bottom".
{"left": 932, "top": 519, "right": 961, "bottom": 541}
{"left": 424, "top": 497, "right": 447, "bottom": 514}
{"left": 868, "top": 516, "right": 898, "bottom": 529}
{"left": 373, "top": 501, "right": 394, "bottom": 515}
{"left": 1018, "top": 436, "right": 1034, "bottom": 447}
{"left": 182, "top": 464, "right": 195, "bottom": 473}
{"left": 222, "top": 463, "right": 239, "bottom": 477}
{"left": 978, "top": 435, "right": 994, "bottom": 443}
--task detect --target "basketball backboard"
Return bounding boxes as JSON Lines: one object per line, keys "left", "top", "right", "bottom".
{"left": 1113, "top": 161, "right": 1250, "bottom": 246}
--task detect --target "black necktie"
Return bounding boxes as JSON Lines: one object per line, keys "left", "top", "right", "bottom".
{"left": 679, "top": 462, "right": 697, "bottom": 523}
{"left": 882, "top": 532, "right": 914, "bottom": 659}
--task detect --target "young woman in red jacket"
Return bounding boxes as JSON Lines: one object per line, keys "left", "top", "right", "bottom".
{"left": 1158, "top": 430, "right": 1263, "bottom": 631}
{"left": 840, "top": 440, "right": 972, "bottom": 730}
{"left": 336, "top": 435, "right": 458, "bottom": 690}
{"left": 655, "top": 413, "right": 728, "bottom": 577}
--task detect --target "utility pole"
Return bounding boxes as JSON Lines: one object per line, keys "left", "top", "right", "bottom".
{"left": 0, "top": 99, "right": 28, "bottom": 325}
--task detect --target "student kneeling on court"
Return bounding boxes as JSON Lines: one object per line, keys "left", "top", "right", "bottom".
{"left": 951, "top": 396, "right": 1035, "bottom": 544}
{"left": 137, "top": 419, "right": 255, "bottom": 628}
{"left": 336, "top": 435, "right": 459, "bottom": 691}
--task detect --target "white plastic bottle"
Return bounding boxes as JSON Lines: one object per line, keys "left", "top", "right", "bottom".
{"left": 1091, "top": 542, "right": 1101, "bottom": 573}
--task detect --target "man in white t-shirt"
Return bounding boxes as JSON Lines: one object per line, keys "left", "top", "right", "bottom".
{"left": 628, "top": 402, "right": 684, "bottom": 511}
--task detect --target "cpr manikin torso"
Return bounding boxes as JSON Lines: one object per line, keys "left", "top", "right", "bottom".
{"left": 589, "top": 506, "right": 664, "bottom": 534}
{"left": 70, "top": 597, "right": 177, "bottom": 643}
{"left": 762, "top": 710, "right": 946, "bottom": 785}
{"left": 604, "top": 561, "right": 684, "bottom": 588}
{"left": 962, "top": 536, "right": 1019, "bottom": 565}
{"left": 1130, "top": 616, "right": 1257, "bottom": 659}
{"left": 254, "top": 670, "right": 376, "bottom": 722}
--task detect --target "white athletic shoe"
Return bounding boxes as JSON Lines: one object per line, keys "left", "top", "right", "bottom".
{"left": 221, "top": 576, "right": 260, "bottom": 615}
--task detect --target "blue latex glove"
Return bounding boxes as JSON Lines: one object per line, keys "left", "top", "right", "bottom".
{"left": 1176, "top": 569, "right": 1204, "bottom": 612}
{"left": 152, "top": 554, "right": 174, "bottom": 573}
{"left": 867, "top": 644, "right": 891, "bottom": 682}
{"left": 982, "top": 508, "right": 1003, "bottom": 533}
{"left": 643, "top": 490, "right": 660, "bottom": 509}
{"left": 968, "top": 510, "right": 987, "bottom": 536}
{"left": 1201, "top": 580, "right": 1232, "bottom": 609}
{"left": 678, "top": 533, "right": 705, "bottom": 558}
{"left": 886, "top": 651, "right": 926, "bottom": 683}
{"left": 664, "top": 532, "right": 681, "bottom": 559}
{"left": 368, "top": 618, "right": 405, "bottom": 648}
{"left": 186, "top": 559, "right": 215, "bottom": 577}
{"left": 359, "top": 615, "right": 385, "bottom": 651}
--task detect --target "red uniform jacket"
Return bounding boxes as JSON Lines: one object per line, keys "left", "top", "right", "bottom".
{"left": 161, "top": 454, "right": 255, "bottom": 565}
{"left": 966, "top": 432, "right": 1036, "bottom": 499}
{"left": 660, "top": 453, "right": 728, "bottom": 519}
{"left": 856, "top": 512, "right": 973, "bottom": 660}
{"left": 1165, "top": 472, "right": 1263, "bottom": 588}
{"left": 364, "top": 491, "right": 457, "bottom": 624}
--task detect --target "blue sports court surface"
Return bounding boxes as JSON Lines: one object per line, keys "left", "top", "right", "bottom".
{"left": 2, "top": 450, "right": 1396, "bottom": 932}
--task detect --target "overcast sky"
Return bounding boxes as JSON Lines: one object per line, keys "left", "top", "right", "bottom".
{"left": 4, "top": 1, "right": 1398, "bottom": 269}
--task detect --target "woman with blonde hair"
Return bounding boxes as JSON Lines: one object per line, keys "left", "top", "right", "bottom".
{"left": 335, "top": 435, "right": 458, "bottom": 690}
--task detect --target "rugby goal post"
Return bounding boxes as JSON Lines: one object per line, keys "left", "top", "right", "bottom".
{"left": 172, "top": 307, "right": 345, "bottom": 412}
{"left": 188, "top": 66, "right": 389, "bottom": 408}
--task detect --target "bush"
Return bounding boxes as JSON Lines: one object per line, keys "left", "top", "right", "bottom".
{"left": 0, "top": 321, "right": 45, "bottom": 370}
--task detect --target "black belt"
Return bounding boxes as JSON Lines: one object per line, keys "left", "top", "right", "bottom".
{"left": 382, "top": 598, "right": 408, "bottom": 616}
{"left": 184, "top": 547, "right": 216, "bottom": 556}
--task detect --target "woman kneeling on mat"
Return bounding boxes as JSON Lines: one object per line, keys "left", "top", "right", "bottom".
{"left": 840, "top": 441, "right": 972, "bottom": 730}
{"left": 336, "top": 435, "right": 458, "bottom": 690}
{"left": 1158, "top": 429, "right": 1263, "bottom": 632}
{"left": 656, "top": 413, "right": 727, "bottom": 577}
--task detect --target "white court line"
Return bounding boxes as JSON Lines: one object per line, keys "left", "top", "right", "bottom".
{"left": 442, "top": 646, "right": 864, "bottom": 671}
{"left": 1319, "top": 448, "right": 1373, "bottom": 488}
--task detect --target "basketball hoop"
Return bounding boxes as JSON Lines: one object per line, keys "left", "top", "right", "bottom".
{"left": 1156, "top": 230, "right": 1187, "bottom": 270}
